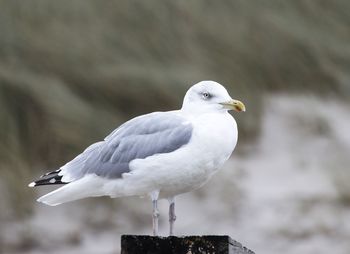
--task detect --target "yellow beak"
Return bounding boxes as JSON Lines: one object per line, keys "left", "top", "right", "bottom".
{"left": 220, "top": 99, "right": 246, "bottom": 112}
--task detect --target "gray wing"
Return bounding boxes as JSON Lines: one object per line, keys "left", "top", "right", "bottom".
{"left": 60, "top": 112, "right": 193, "bottom": 181}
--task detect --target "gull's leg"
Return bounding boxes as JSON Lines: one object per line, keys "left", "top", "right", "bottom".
{"left": 168, "top": 197, "right": 176, "bottom": 236}
{"left": 151, "top": 191, "right": 160, "bottom": 236}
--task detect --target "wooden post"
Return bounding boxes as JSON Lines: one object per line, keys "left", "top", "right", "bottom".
{"left": 121, "top": 235, "right": 255, "bottom": 254}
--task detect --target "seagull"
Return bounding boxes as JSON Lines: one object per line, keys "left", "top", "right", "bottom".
{"left": 28, "top": 80, "right": 245, "bottom": 236}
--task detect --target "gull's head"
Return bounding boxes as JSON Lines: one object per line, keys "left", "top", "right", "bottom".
{"left": 182, "top": 81, "right": 246, "bottom": 114}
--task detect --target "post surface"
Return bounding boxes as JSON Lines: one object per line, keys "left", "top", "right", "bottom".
{"left": 121, "top": 235, "right": 255, "bottom": 254}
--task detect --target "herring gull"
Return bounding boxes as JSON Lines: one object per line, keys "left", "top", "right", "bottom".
{"left": 28, "top": 80, "right": 246, "bottom": 236}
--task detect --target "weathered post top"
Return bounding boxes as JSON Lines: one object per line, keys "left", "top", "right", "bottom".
{"left": 121, "top": 235, "right": 255, "bottom": 254}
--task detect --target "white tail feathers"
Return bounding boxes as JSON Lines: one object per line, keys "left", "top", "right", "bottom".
{"left": 37, "top": 175, "right": 106, "bottom": 206}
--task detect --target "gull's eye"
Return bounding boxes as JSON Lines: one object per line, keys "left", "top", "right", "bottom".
{"left": 202, "top": 92, "right": 211, "bottom": 100}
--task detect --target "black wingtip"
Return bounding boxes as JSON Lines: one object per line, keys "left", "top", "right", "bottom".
{"left": 29, "top": 169, "right": 66, "bottom": 187}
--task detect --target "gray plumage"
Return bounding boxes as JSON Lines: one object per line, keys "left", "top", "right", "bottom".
{"left": 59, "top": 112, "right": 193, "bottom": 181}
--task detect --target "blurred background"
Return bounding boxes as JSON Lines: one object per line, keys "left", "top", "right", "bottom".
{"left": 0, "top": 0, "right": 350, "bottom": 253}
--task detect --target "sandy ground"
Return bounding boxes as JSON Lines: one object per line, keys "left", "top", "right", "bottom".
{"left": 1, "top": 94, "right": 350, "bottom": 254}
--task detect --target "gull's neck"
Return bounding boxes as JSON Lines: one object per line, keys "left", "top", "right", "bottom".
{"left": 180, "top": 103, "right": 228, "bottom": 116}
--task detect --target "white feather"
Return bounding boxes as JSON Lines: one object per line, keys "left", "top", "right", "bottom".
{"left": 37, "top": 174, "right": 106, "bottom": 206}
